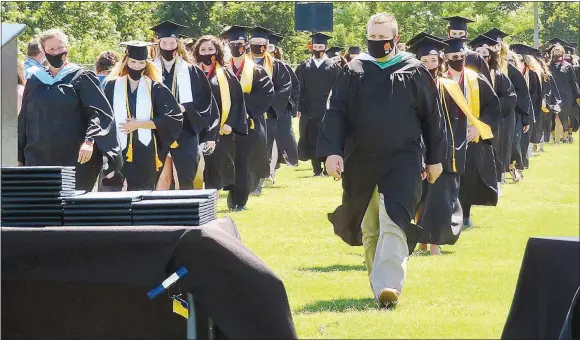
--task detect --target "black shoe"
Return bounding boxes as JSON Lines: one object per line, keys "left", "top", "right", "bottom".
{"left": 227, "top": 191, "right": 235, "bottom": 210}
{"left": 235, "top": 205, "right": 248, "bottom": 212}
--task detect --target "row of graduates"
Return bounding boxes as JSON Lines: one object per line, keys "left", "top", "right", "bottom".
{"left": 18, "top": 22, "right": 302, "bottom": 212}
{"left": 400, "top": 20, "right": 580, "bottom": 255}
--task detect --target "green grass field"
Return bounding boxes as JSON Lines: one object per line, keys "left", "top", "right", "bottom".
{"left": 217, "top": 136, "right": 579, "bottom": 339}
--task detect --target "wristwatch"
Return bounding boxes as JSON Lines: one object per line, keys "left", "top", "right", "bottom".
{"left": 84, "top": 137, "right": 95, "bottom": 145}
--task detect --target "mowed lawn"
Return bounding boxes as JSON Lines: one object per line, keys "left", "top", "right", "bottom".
{"left": 217, "top": 133, "right": 579, "bottom": 339}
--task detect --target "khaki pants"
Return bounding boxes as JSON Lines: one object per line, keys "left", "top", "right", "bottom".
{"left": 361, "top": 187, "right": 409, "bottom": 297}
{"left": 554, "top": 115, "right": 565, "bottom": 143}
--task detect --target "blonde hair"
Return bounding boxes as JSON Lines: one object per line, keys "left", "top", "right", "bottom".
{"left": 104, "top": 55, "right": 162, "bottom": 83}
{"left": 535, "top": 56, "right": 551, "bottom": 81}
{"left": 498, "top": 41, "right": 509, "bottom": 71}
{"left": 38, "top": 28, "right": 69, "bottom": 48}
{"left": 551, "top": 44, "right": 565, "bottom": 56}
{"left": 508, "top": 49, "right": 523, "bottom": 70}
{"left": 155, "top": 38, "right": 191, "bottom": 64}
{"left": 367, "top": 13, "right": 398, "bottom": 36}
{"left": 523, "top": 54, "right": 544, "bottom": 79}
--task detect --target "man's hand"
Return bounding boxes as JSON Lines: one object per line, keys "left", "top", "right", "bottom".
{"left": 467, "top": 126, "right": 480, "bottom": 142}
{"left": 425, "top": 163, "right": 443, "bottom": 184}
{"left": 220, "top": 124, "right": 232, "bottom": 135}
{"left": 78, "top": 142, "right": 94, "bottom": 164}
{"left": 202, "top": 141, "right": 216, "bottom": 155}
{"left": 523, "top": 125, "right": 530, "bottom": 133}
{"left": 17, "top": 162, "right": 23, "bottom": 166}
{"left": 296, "top": 111, "right": 301, "bottom": 118}
{"left": 325, "top": 155, "right": 344, "bottom": 179}
{"left": 120, "top": 117, "right": 141, "bottom": 134}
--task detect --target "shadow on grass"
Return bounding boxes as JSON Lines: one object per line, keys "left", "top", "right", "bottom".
{"left": 411, "top": 249, "right": 455, "bottom": 257}
{"left": 299, "top": 264, "right": 366, "bottom": 272}
{"left": 297, "top": 175, "right": 331, "bottom": 179}
{"left": 297, "top": 298, "right": 378, "bottom": 314}
{"left": 262, "top": 185, "right": 288, "bottom": 189}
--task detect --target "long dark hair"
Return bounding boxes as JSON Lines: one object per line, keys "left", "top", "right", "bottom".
{"left": 192, "top": 35, "right": 225, "bottom": 66}
{"left": 17, "top": 61, "right": 25, "bottom": 86}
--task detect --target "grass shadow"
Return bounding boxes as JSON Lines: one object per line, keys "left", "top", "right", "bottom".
{"left": 411, "top": 249, "right": 455, "bottom": 257}
{"left": 262, "top": 185, "right": 288, "bottom": 189}
{"left": 299, "top": 264, "right": 367, "bottom": 272}
{"left": 297, "top": 175, "right": 331, "bottom": 179}
{"left": 297, "top": 298, "right": 378, "bottom": 314}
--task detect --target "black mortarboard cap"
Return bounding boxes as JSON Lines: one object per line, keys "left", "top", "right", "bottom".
{"left": 407, "top": 32, "right": 442, "bottom": 47}
{"left": 468, "top": 35, "right": 499, "bottom": 49}
{"left": 564, "top": 45, "right": 576, "bottom": 55}
{"left": 268, "top": 32, "right": 284, "bottom": 46}
{"left": 348, "top": 46, "right": 360, "bottom": 54}
{"left": 484, "top": 28, "right": 510, "bottom": 42}
{"left": 442, "top": 16, "right": 474, "bottom": 31}
{"left": 408, "top": 36, "right": 448, "bottom": 58}
{"left": 221, "top": 25, "right": 248, "bottom": 41}
{"left": 151, "top": 21, "right": 188, "bottom": 39}
{"left": 310, "top": 32, "right": 332, "bottom": 45}
{"left": 249, "top": 26, "right": 273, "bottom": 40}
{"left": 510, "top": 43, "right": 539, "bottom": 56}
{"left": 443, "top": 38, "right": 468, "bottom": 54}
{"left": 548, "top": 38, "right": 571, "bottom": 47}
{"left": 121, "top": 41, "right": 156, "bottom": 60}
{"left": 326, "top": 46, "right": 344, "bottom": 57}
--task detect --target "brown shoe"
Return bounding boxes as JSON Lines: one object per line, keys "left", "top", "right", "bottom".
{"left": 378, "top": 288, "right": 400, "bottom": 309}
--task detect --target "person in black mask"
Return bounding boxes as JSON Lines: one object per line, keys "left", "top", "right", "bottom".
{"left": 150, "top": 21, "right": 220, "bottom": 191}
{"left": 345, "top": 46, "right": 360, "bottom": 62}
{"left": 222, "top": 25, "right": 274, "bottom": 210}
{"left": 192, "top": 35, "right": 248, "bottom": 197}
{"left": 469, "top": 34, "right": 517, "bottom": 197}
{"left": 407, "top": 32, "right": 447, "bottom": 79}
{"left": 295, "top": 32, "right": 340, "bottom": 176}
{"left": 102, "top": 41, "right": 183, "bottom": 190}
{"left": 317, "top": 12, "right": 444, "bottom": 307}
{"left": 18, "top": 29, "right": 123, "bottom": 191}
{"left": 442, "top": 16, "right": 491, "bottom": 83}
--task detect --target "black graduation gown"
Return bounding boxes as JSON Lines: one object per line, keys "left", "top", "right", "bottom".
{"left": 255, "top": 57, "right": 292, "bottom": 177}
{"left": 538, "top": 74, "right": 562, "bottom": 141}
{"left": 161, "top": 61, "right": 219, "bottom": 189}
{"left": 203, "top": 66, "right": 248, "bottom": 190}
{"left": 103, "top": 79, "right": 183, "bottom": 190}
{"left": 296, "top": 57, "right": 341, "bottom": 161}
{"left": 465, "top": 49, "right": 492, "bottom": 83}
{"left": 508, "top": 63, "right": 533, "bottom": 170}
{"left": 520, "top": 70, "right": 542, "bottom": 168}
{"left": 550, "top": 61, "right": 580, "bottom": 132}
{"left": 531, "top": 74, "right": 551, "bottom": 144}
{"left": 18, "top": 67, "right": 123, "bottom": 192}
{"left": 417, "top": 77, "right": 469, "bottom": 246}
{"left": 458, "top": 73, "right": 502, "bottom": 208}
{"left": 229, "top": 61, "right": 274, "bottom": 207}
{"left": 275, "top": 61, "right": 300, "bottom": 166}
{"left": 316, "top": 56, "right": 445, "bottom": 254}
{"left": 490, "top": 70, "right": 517, "bottom": 178}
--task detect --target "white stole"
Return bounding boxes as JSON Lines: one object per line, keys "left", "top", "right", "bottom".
{"left": 153, "top": 56, "right": 193, "bottom": 104}
{"left": 113, "top": 75, "right": 153, "bottom": 150}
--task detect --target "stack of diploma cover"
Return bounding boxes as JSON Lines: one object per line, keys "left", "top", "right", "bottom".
{"left": 131, "top": 189, "right": 218, "bottom": 226}
{"left": 63, "top": 191, "right": 150, "bottom": 226}
{"left": 1, "top": 166, "right": 82, "bottom": 226}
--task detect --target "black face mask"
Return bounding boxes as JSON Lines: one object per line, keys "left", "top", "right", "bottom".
{"left": 312, "top": 50, "right": 325, "bottom": 59}
{"left": 230, "top": 43, "right": 245, "bottom": 58}
{"left": 160, "top": 48, "right": 177, "bottom": 62}
{"left": 126, "top": 66, "right": 144, "bottom": 81}
{"left": 199, "top": 54, "right": 215, "bottom": 66}
{"left": 250, "top": 44, "right": 266, "bottom": 55}
{"left": 447, "top": 59, "right": 465, "bottom": 72}
{"left": 45, "top": 51, "right": 67, "bottom": 68}
{"left": 367, "top": 39, "right": 395, "bottom": 59}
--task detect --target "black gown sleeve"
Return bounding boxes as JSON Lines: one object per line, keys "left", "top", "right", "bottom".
{"left": 548, "top": 75, "right": 562, "bottom": 110}
{"left": 529, "top": 71, "right": 543, "bottom": 121}
{"left": 73, "top": 71, "right": 123, "bottom": 171}
{"left": 508, "top": 64, "right": 533, "bottom": 126}
{"left": 477, "top": 75, "right": 501, "bottom": 133}
{"left": 225, "top": 70, "right": 248, "bottom": 136}
{"left": 295, "top": 63, "right": 306, "bottom": 114}
{"left": 466, "top": 50, "right": 492, "bottom": 83}
{"left": 182, "top": 65, "right": 220, "bottom": 135}
{"left": 414, "top": 66, "right": 445, "bottom": 165}
{"left": 317, "top": 68, "right": 351, "bottom": 159}
{"left": 244, "top": 66, "right": 274, "bottom": 119}
{"left": 564, "top": 64, "right": 580, "bottom": 103}
{"left": 269, "top": 60, "right": 292, "bottom": 119}
{"left": 286, "top": 63, "right": 300, "bottom": 117}
{"left": 151, "top": 82, "right": 184, "bottom": 152}
{"left": 497, "top": 72, "right": 518, "bottom": 118}
{"left": 17, "top": 82, "right": 31, "bottom": 164}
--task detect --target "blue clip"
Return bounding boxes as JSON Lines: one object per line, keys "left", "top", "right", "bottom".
{"left": 147, "top": 266, "right": 189, "bottom": 300}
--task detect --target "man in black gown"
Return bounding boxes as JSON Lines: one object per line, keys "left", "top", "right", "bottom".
{"left": 296, "top": 32, "right": 341, "bottom": 176}
{"left": 317, "top": 12, "right": 444, "bottom": 307}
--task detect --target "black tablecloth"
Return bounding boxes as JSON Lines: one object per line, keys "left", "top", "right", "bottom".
{"left": 1, "top": 218, "right": 296, "bottom": 340}
{"left": 502, "top": 237, "right": 580, "bottom": 339}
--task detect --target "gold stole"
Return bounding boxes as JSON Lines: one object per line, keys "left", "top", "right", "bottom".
{"left": 439, "top": 69, "right": 493, "bottom": 145}
{"left": 125, "top": 79, "right": 163, "bottom": 171}
{"left": 214, "top": 63, "right": 231, "bottom": 134}
{"left": 239, "top": 56, "right": 255, "bottom": 93}
{"left": 252, "top": 52, "right": 274, "bottom": 120}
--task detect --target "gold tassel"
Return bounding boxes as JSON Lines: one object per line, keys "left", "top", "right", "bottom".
{"left": 171, "top": 141, "right": 179, "bottom": 148}
{"left": 249, "top": 118, "right": 255, "bottom": 130}
{"left": 126, "top": 132, "right": 134, "bottom": 162}
{"left": 153, "top": 134, "right": 163, "bottom": 171}
{"left": 264, "top": 112, "right": 268, "bottom": 120}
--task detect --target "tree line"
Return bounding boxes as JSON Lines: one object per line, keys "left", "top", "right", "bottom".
{"left": 2, "top": 1, "right": 578, "bottom": 66}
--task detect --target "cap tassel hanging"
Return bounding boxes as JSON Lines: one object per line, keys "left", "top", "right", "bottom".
{"left": 126, "top": 132, "right": 134, "bottom": 162}
{"left": 153, "top": 134, "right": 163, "bottom": 171}
{"left": 171, "top": 141, "right": 179, "bottom": 148}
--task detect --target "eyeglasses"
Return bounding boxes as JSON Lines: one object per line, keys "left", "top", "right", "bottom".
{"left": 446, "top": 53, "right": 466, "bottom": 61}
